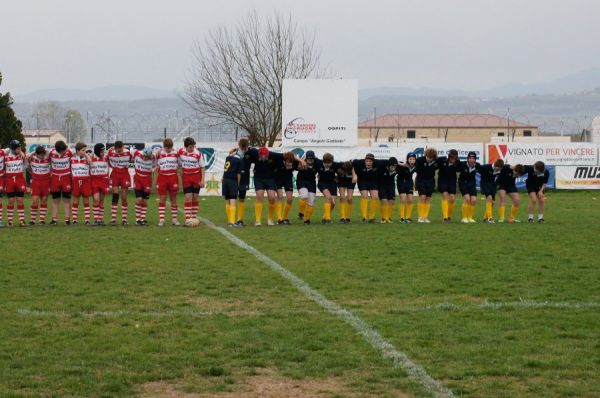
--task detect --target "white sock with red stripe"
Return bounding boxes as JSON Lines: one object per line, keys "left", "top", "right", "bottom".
{"left": 159, "top": 202, "right": 166, "bottom": 222}
{"left": 30, "top": 204, "right": 39, "bottom": 223}
{"left": 111, "top": 203, "right": 118, "bottom": 222}
{"left": 0, "top": 201, "right": 3, "bottom": 222}
{"left": 192, "top": 200, "right": 199, "bottom": 218}
{"left": 171, "top": 204, "right": 178, "bottom": 222}
{"left": 84, "top": 203, "right": 90, "bottom": 222}
{"left": 141, "top": 202, "right": 148, "bottom": 221}
{"left": 17, "top": 204, "right": 25, "bottom": 224}
{"left": 7, "top": 204, "right": 14, "bottom": 224}
{"left": 121, "top": 202, "right": 128, "bottom": 222}
{"left": 135, "top": 203, "right": 141, "bottom": 222}
{"left": 184, "top": 201, "right": 192, "bottom": 220}
{"left": 40, "top": 203, "right": 47, "bottom": 222}
{"left": 72, "top": 201, "right": 79, "bottom": 222}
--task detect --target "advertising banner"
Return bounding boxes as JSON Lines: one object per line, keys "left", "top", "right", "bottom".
{"left": 486, "top": 143, "right": 599, "bottom": 166}
{"left": 555, "top": 166, "right": 600, "bottom": 189}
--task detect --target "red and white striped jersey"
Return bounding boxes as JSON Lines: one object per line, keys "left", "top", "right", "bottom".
{"left": 178, "top": 148, "right": 205, "bottom": 174}
{"left": 156, "top": 149, "right": 179, "bottom": 176}
{"left": 49, "top": 148, "right": 73, "bottom": 176}
{"left": 0, "top": 149, "right": 5, "bottom": 177}
{"left": 132, "top": 150, "right": 155, "bottom": 177}
{"left": 3, "top": 149, "right": 25, "bottom": 176}
{"left": 107, "top": 148, "right": 131, "bottom": 173}
{"left": 90, "top": 154, "right": 109, "bottom": 178}
{"left": 28, "top": 154, "right": 51, "bottom": 180}
{"left": 71, "top": 155, "right": 91, "bottom": 178}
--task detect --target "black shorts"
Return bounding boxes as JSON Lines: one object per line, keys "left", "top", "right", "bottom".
{"left": 526, "top": 184, "right": 543, "bottom": 194}
{"left": 499, "top": 184, "right": 518, "bottom": 194}
{"left": 357, "top": 181, "right": 377, "bottom": 192}
{"left": 51, "top": 191, "right": 71, "bottom": 199}
{"left": 337, "top": 177, "right": 356, "bottom": 190}
{"left": 254, "top": 177, "right": 276, "bottom": 191}
{"left": 238, "top": 182, "right": 249, "bottom": 200}
{"left": 317, "top": 181, "right": 338, "bottom": 196}
{"left": 297, "top": 180, "right": 317, "bottom": 193}
{"left": 480, "top": 181, "right": 496, "bottom": 199}
{"left": 135, "top": 190, "right": 150, "bottom": 200}
{"left": 276, "top": 177, "right": 294, "bottom": 192}
{"left": 379, "top": 184, "right": 396, "bottom": 200}
{"left": 222, "top": 178, "right": 239, "bottom": 200}
{"left": 459, "top": 181, "right": 477, "bottom": 197}
{"left": 437, "top": 181, "right": 457, "bottom": 194}
{"left": 416, "top": 178, "right": 435, "bottom": 197}
{"left": 397, "top": 180, "right": 414, "bottom": 195}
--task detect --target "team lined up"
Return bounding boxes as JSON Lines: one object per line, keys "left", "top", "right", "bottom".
{"left": 0, "top": 138, "right": 205, "bottom": 227}
{"left": 222, "top": 139, "right": 550, "bottom": 226}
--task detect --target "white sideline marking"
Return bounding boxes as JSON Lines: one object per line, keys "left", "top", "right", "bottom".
{"left": 416, "top": 299, "right": 600, "bottom": 312}
{"left": 198, "top": 216, "right": 456, "bottom": 398}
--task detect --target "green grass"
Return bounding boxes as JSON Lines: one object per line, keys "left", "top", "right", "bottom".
{"left": 1, "top": 191, "right": 599, "bottom": 397}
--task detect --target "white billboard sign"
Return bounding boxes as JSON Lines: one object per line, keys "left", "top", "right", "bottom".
{"left": 486, "top": 143, "right": 599, "bottom": 166}
{"left": 555, "top": 166, "right": 600, "bottom": 189}
{"left": 282, "top": 79, "right": 358, "bottom": 147}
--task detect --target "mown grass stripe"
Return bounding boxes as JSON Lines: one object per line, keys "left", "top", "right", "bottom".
{"left": 198, "top": 216, "right": 456, "bottom": 398}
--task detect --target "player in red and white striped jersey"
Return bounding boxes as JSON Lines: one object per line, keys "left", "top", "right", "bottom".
{"left": 107, "top": 141, "right": 132, "bottom": 225}
{"left": 178, "top": 137, "right": 205, "bottom": 221}
{"left": 3, "top": 140, "right": 27, "bottom": 226}
{"left": 90, "top": 143, "right": 110, "bottom": 225}
{"left": 132, "top": 147, "right": 155, "bottom": 225}
{"left": 26, "top": 146, "right": 51, "bottom": 224}
{"left": 71, "top": 143, "right": 93, "bottom": 224}
{"left": 49, "top": 140, "right": 73, "bottom": 224}
{"left": 155, "top": 138, "right": 180, "bottom": 226}
{"left": 0, "top": 147, "right": 5, "bottom": 227}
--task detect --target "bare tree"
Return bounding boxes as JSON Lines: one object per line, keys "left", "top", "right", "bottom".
{"left": 182, "top": 11, "right": 325, "bottom": 146}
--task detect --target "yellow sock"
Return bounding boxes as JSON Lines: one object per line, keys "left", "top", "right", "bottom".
{"left": 346, "top": 202, "right": 353, "bottom": 219}
{"left": 470, "top": 204, "right": 477, "bottom": 219}
{"left": 406, "top": 203, "right": 413, "bottom": 219}
{"left": 255, "top": 202, "right": 263, "bottom": 223}
{"left": 299, "top": 199, "right": 307, "bottom": 215}
{"left": 498, "top": 205, "right": 506, "bottom": 220}
{"left": 275, "top": 202, "right": 282, "bottom": 221}
{"left": 283, "top": 203, "right": 292, "bottom": 220}
{"left": 441, "top": 199, "right": 448, "bottom": 219}
{"left": 268, "top": 203, "right": 275, "bottom": 221}
{"left": 339, "top": 202, "right": 346, "bottom": 219}
{"left": 448, "top": 201, "right": 455, "bottom": 218}
{"left": 511, "top": 205, "right": 519, "bottom": 219}
{"left": 225, "top": 204, "right": 231, "bottom": 223}
{"left": 305, "top": 205, "right": 314, "bottom": 221}
{"left": 417, "top": 202, "right": 423, "bottom": 218}
{"left": 380, "top": 203, "right": 387, "bottom": 220}
{"left": 387, "top": 203, "right": 394, "bottom": 219}
{"left": 323, "top": 203, "right": 331, "bottom": 220}
{"left": 485, "top": 202, "right": 492, "bottom": 219}
{"left": 368, "top": 199, "right": 378, "bottom": 219}
{"left": 228, "top": 205, "right": 236, "bottom": 224}
{"left": 462, "top": 203, "right": 469, "bottom": 219}
{"left": 399, "top": 203, "right": 405, "bottom": 219}
{"left": 237, "top": 201, "right": 245, "bottom": 222}
{"left": 425, "top": 202, "right": 431, "bottom": 218}
{"left": 360, "top": 198, "right": 368, "bottom": 219}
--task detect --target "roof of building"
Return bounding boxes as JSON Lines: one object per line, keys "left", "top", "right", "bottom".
{"left": 358, "top": 114, "right": 537, "bottom": 129}
{"left": 22, "top": 129, "right": 65, "bottom": 137}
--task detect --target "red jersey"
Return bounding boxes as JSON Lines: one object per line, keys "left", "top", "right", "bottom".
{"left": 107, "top": 148, "right": 131, "bottom": 173}
{"left": 3, "top": 149, "right": 25, "bottom": 176}
{"left": 71, "top": 154, "right": 91, "bottom": 178}
{"left": 178, "top": 148, "right": 205, "bottom": 175}
{"left": 132, "top": 150, "right": 155, "bottom": 177}
{"left": 28, "top": 154, "right": 51, "bottom": 180}
{"left": 90, "top": 154, "right": 109, "bottom": 178}
{"left": 49, "top": 148, "right": 73, "bottom": 176}
{"left": 0, "top": 149, "right": 5, "bottom": 177}
{"left": 156, "top": 149, "right": 179, "bottom": 176}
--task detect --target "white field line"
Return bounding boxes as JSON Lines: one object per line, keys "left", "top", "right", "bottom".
{"left": 197, "top": 216, "right": 456, "bottom": 398}
{"left": 412, "top": 300, "right": 600, "bottom": 312}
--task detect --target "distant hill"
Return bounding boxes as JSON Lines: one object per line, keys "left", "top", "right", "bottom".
{"left": 15, "top": 85, "right": 177, "bottom": 103}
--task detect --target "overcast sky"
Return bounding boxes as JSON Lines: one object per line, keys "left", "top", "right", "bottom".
{"left": 1, "top": 0, "right": 599, "bottom": 95}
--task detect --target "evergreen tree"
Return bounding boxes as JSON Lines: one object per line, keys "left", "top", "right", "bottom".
{"left": 0, "top": 72, "right": 25, "bottom": 148}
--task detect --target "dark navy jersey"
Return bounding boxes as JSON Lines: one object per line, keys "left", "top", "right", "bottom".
{"left": 436, "top": 157, "right": 460, "bottom": 183}
{"left": 497, "top": 165, "right": 517, "bottom": 187}
{"left": 317, "top": 160, "right": 342, "bottom": 184}
{"left": 352, "top": 159, "right": 384, "bottom": 182}
{"left": 273, "top": 157, "right": 298, "bottom": 181}
{"left": 297, "top": 160, "right": 319, "bottom": 184}
{"left": 523, "top": 165, "right": 549, "bottom": 189}
{"left": 477, "top": 164, "right": 497, "bottom": 183}
{"left": 415, "top": 156, "right": 438, "bottom": 180}
{"left": 239, "top": 148, "right": 255, "bottom": 184}
{"left": 396, "top": 164, "right": 416, "bottom": 184}
{"left": 223, "top": 154, "right": 242, "bottom": 180}
{"left": 458, "top": 161, "right": 480, "bottom": 183}
{"left": 378, "top": 164, "right": 397, "bottom": 185}
{"left": 245, "top": 148, "right": 284, "bottom": 179}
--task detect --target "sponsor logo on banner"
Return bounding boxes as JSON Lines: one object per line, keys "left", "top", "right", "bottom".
{"left": 199, "top": 148, "right": 216, "bottom": 170}
{"left": 555, "top": 166, "right": 600, "bottom": 189}
{"left": 487, "top": 143, "right": 598, "bottom": 165}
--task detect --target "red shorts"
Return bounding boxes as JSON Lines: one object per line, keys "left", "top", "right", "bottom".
{"left": 91, "top": 177, "right": 110, "bottom": 195}
{"left": 51, "top": 174, "right": 72, "bottom": 193}
{"left": 31, "top": 178, "right": 51, "bottom": 197}
{"left": 72, "top": 178, "right": 92, "bottom": 197}
{"left": 156, "top": 174, "right": 179, "bottom": 195}
{"left": 0, "top": 176, "right": 4, "bottom": 193}
{"left": 182, "top": 173, "right": 202, "bottom": 190}
{"left": 110, "top": 171, "right": 131, "bottom": 189}
{"left": 134, "top": 174, "right": 153, "bottom": 193}
{"left": 5, "top": 174, "right": 26, "bottom": 193}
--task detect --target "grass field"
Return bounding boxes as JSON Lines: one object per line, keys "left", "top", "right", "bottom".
{"left": 1, "top": 191, "right": 599, "bottom": 397}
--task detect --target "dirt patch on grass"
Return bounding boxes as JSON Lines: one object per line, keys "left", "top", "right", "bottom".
{"left": 187, "top": 296, "right": 263, "bottom": 317}
{"left": 139, "top": 368, "right": 403, "bottom": 397}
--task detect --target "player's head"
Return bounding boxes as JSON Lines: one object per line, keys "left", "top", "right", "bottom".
{"left": 9, "top": 139, "right": 22, "bottom": 153}
{"left": 114, "top": 140, "right": 125, "bottom": 154}
{"left": 493, "top": 159, "right": 504, "bottom": 171}
{"left": 238, "top": 137, "right": 249, "bottom": 153}
{"left": 342, "top": 160, "right": 352, "bottom": 174}
{"left": 163, "top": 138, "right": 173, "bottom": 151}
{"left": 514, "top": 164, "right": 525, "bottom": 176}
{"left": 534, "top": 160, "right": 545, "bottom": 174}
{"left": 365, "top": 153, "right": 375, "bottom": 167}
{"left": 142, "top": 147, "right": 153, "bottom": 159}
{"left": 75, "top": 142, "right": 87, "bottom": 155}
{"left": 94, "top": 143, "right": 105, "bottom": 157}
{"left": 467, "top": 151, "right": 477, "bottom": 166}
{"left": 425, "top": 148, "right": 437, "bottom": 161}
{"left": 258, "top": 146, "right": 269, "bottom": 161}
{"left": 322, "top": 152, "right": 334, "bottom": 167}
{"left": 184, "top": 137, "right": 196, "bottom": 152}
{"left": 55, "top": 140, "right": 68, "bottom": 154}
{"left": 35, "top": 145, "right": 47, "bottom": 157}
{"left": 283, "top": 151, "right": 295, "bottom": 168}
{"left": 448, "top": 149, "right": 458, "bottom": 161}
{"left": 406, "top": 152, "right": 417, "bottom": 166}
{"left": 305, "top": 150, "right": 315, "bottom": 165}
{"left": 388, "top": 156, "right": 398, "bottom": 171}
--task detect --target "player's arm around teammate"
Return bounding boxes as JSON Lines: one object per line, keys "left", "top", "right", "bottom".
{"left": 396, "top": 153, "right": 417, "bottom": 223}
{"left": 179, "top": 137, "right": 205, "bottom": 222}
{"left": 337, "top": 161, "right": 356, "bottom": 223}
{"left": 458, "top": 151, "right": 479, "bottom": 224}
{"left": 352, "top": 153, "right": 380, "bottom": 223}
{"left": 415, "top": 148, "right": 438, "bottom": 223}
{"left": 524, "top": 161, "right": 549, "bottom": 223}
